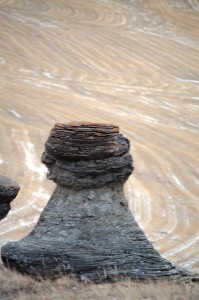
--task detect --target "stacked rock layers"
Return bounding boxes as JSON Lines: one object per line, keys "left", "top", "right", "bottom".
{"left": 1, "top": 122, "right": 193, "bottom": 283}
{"left": 0, "top": 175, "right": 20, "bottom": 220}
{"left": 42, "top": 122, "right": 133, "bottom": 189}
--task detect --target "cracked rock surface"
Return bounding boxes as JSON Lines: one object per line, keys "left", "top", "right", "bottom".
{"left": 1, "top": 122, "right": 197, "bottom": 283}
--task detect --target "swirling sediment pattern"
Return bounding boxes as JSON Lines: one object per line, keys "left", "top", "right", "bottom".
{"left": 0, "top": 0, "right": 198, "bottom": 272}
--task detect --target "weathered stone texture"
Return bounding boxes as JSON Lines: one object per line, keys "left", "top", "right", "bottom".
{"left": 0, "top": 175, "right": 20, "bottom": 220}
{"left": 1, "top": 122, "right": 198, "bottom": 283}
{"left": 45, "top": 122, "right": 129, "bottom": 160}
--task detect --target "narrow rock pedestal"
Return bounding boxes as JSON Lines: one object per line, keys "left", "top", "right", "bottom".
{"left": 1, "top": 122, "right": 195, "bottom": 282}
{"left": 0, "top": 175, "right": 20, "bottom": 220}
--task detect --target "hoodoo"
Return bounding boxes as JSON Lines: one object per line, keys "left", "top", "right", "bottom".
{"left": 0, "top": 175, "right": 20, "bottom": 220}
{"left": 1, "top": 122, "right": 196, "bottom": 282}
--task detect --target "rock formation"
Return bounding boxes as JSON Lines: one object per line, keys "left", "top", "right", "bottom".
{"left": 1, "top": 122, "right": 197, "bottom": 283}
{"left": 0, "top": 175, "right": 20, "bottom": 220}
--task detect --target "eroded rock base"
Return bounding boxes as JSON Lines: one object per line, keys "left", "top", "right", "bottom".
{"left": 1, "top": 185, "right": 191, "bottom": 283}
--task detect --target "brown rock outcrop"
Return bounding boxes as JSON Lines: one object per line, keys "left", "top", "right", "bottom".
{"left": 0, "top": 175, "right": 20, "bottom": 220}
{"left": 1, "top": 122, "right": 197, "bottom": 283}
{"left": 41, "top": 122, "right": 132, "bottom": 189}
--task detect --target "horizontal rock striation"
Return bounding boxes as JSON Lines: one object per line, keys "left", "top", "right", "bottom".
{"left": 44, "top": 122, "right": 129, "bottom": 160}
{"left": 1, "top": 122, "right": 197, "bottom": 283}
{"left": 0, "top": 175, "right": 20, "bottom": 220}
{"left": 41, "top": 122, "right": 132, "bottom": 189}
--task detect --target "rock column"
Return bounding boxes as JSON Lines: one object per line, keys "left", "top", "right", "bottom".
{"left": 0, "top": 175, "right": 20, "bottom": 220}
{"left": 1, "top": 122, "right": 192, "bottom": 282}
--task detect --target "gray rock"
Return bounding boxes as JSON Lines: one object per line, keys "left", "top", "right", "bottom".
{"left": 0, "top": 175, "right": 20, "bottom": 220}
{"left": 1, "top": 122, "right": 197, "bottom": 283}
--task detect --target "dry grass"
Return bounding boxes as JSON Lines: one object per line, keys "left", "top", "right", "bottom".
{"left": 0, "top": 265, "right": 198, "bottom": 300}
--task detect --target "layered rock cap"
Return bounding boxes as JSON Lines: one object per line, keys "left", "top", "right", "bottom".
{"left": 0, "top": 175, "right": 20, "bottom": 220}
{"left": 42, "top": 122, "right": 133, "bottom": 189}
